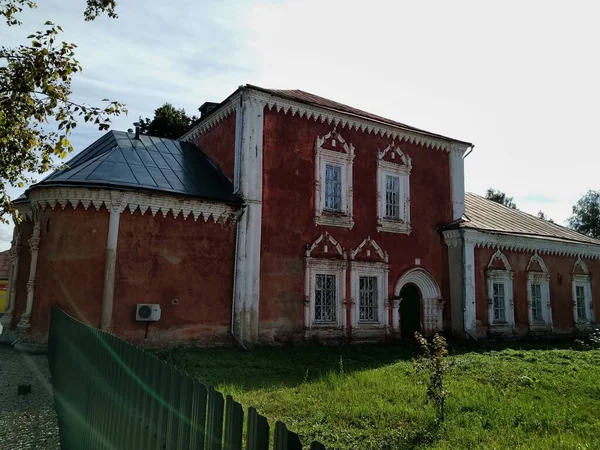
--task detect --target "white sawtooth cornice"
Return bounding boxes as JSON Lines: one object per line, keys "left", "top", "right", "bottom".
{"left": 20, "top": 186, "right": 241, "bottom": 224}
{"left": 181, "top": 87, "right": 471, "bottom": 154}
{"left": 443, "top": 228, "right": 600, "bottom": 260}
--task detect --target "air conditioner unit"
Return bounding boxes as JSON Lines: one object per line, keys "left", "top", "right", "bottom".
{"left": 135, "top": 304, "right": 161, "bottom": 322}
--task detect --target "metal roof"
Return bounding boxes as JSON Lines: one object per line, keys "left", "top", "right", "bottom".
{"left": 0, "top": 250, "right": 9, "bottom": 280}
{"left": 247, "top": 85, "right": 473, "bottom": 146}
{"left": 31, "top": 131, "right": 241, "bottom": 204}
{"left": 461, "top": 192, "right": 600, "bottom": 246}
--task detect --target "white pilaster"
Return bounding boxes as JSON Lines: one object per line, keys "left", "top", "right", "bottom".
{"left": 17, "top": 221, "right": 41, "bottom": 331}
{"left": 100, "top": 193, "right": 125, "bottom": 330}
{"left": 232, "top": 90, "right": 265, "bottom": 345}
{"left": 0, "top": 230, "right": 20, "bottom": 332}
{"left": 463, "top": 237, "right": 476, "bottom": 336}
{"left": 392, "top": 299, "right": 401, "bottom": 335}
{"left": 449, "top": 143, "right": 468, "bottom": 221}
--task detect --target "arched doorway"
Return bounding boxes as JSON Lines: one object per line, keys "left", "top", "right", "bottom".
{"left": 393, "top": 268, "right": 443, "bottom": 336}
{"left": 400, "top": 285, "right": 421, "bottom": 338}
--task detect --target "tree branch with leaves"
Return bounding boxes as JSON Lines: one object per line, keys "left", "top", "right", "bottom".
{"left": 0, "top": 0, "right": 125, "bottom": 222}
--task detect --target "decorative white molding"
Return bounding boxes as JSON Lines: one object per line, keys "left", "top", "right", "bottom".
{"left": 572, "top": 258, "right": 593, "bottom": 328}
{"left": 13, "top": 204, "right": 33, "bottom": 222}
{"left": 349, "top": 261, "right": 389, "bottom": 330}
{"left": 307, "top": 232, "right": 345, "bottom": 258}
{"left": 182, "top": 87, "right": 470, "bottom": 155}
{"left": 0, "top": 230, "right": 21, "bottom": 331}
{"left": 314, "top": 128, "right": 355, "bottom": 229}
{"left": 526, "top": 252, "right": 549, "bottom": 273}
{"left": 180, "top": 94, "right": 239, "bottom": 143}
{"left": 443, "top": 229, "right": 600, "bottom": 260}
{"left": 486, "top": 248, "right": 515, "bottom": 334}
{"left": 17, "top": 221, "right": 41, "bottom": 331}
{"left": 487, "top": 249, "right": 512, "bottom": 270}
{"left": 376, "top": 142, "right": 411, "bottom": 235}
{"left": 394, "top": 268, "right": 444, "bottom": 335}
{"left": 25, "top": 187, "right": 240, "bottom": 224}
{"left": 350, "top": 236, "right": 388, "bottom": 262}
{"left": 572, "top": 256, "right": 589, "bottom": 274}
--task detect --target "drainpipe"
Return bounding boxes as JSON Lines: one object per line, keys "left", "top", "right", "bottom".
{"left": 463, "top": 145, "right": 475, "bottom": 159}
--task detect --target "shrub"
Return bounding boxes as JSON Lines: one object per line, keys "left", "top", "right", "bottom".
{"left": 414, "top": 332, "right": 449, "bottom": 423}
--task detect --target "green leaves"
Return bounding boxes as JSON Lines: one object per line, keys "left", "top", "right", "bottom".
{"left": 568, "top": 190, "right": 600, "bottom": 239}
{"left": 0, "top": 0, "right": 126, "bottom": 222}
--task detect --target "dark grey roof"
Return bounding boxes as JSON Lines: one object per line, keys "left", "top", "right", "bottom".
{"left": 31, "top": 131, "right": 241, "bottom": 204}
{"left": 459, "top": 193, "right": 600, "bottom": 246}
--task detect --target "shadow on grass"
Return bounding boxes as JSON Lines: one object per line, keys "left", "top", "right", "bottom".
{"left": 155, "top": 336, "right": 587, "bottom": 391}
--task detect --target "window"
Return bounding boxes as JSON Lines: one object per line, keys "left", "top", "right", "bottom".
{"left": 385, "top": 175, "right": 401, "bottom": 219}
{"left": 492, "top": 282, "right": 506, "bottom": 322}
{"left": 576, "top": 285, "right": 586, "bottom": 321}
{"left": 314, "top": 130, "right": 354, "bottom": 228}
{"left": 486, "top": 250, "right": 515, "bottom": 333}
{"left": 531, "top": 284, "right": 543, "bottom": 321}
{"left": 315, "top": 274, "right": 337, "bottom": 323}
{"left": 526, "top": 254, "right": 552, "bottom": 330}
{"left": 325, "top": 164, "right": 342, "bottom": 211}
{"left": 304, "top": 232, "right": 347, "bottom": 335}
{"left": 359, "top": 276, "right": 378, "bottom": 322}
{"left": 572, "top": 258, "right": 593, "bottom": 328}
{"left": 377, "top": 143, "right": 411, "bottom": 234}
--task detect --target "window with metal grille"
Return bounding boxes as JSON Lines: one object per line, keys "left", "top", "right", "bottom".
{"left": 576, "top": 285, "right": 586, "bottom": 320}
{"left": 493, "top": 282, "right": 506, "bottom": 322}
{"left": 359, "top": 276, "right": 378, "bottom": 322}
{"left": 315, "top": 274, "right": 336, "bottom": 323}
{"left": 531, "top": 283, "right": 543, "bottom": 322}
{"left": 324, "top": 164, "right": 342, "bottom": 211}
{"left": 385, "top": 175, "right": 401, "bottom": 219}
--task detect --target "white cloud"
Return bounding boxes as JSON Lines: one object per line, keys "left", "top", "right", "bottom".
{"left": 2, "top": 0, "right": 599, "bottom": 251}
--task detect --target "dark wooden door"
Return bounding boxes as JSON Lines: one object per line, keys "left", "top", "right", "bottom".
{"left": 400, "top": 285, "right": 421, "bottom": 338}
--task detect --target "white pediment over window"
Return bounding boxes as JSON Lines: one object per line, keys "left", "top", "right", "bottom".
{"left": 526, "top": 253, "right": 553, "bottom": 332}
{"left": 314, "top": 129, "right": 355, "bottom": 229}
{"left": 486, "top": 250, "right": 515, "bottom": 334}
{"left": 376, "top": 142, "right": 411, "bottom": 234}
{"left": 572, "top": 257, "right": 593, "bottom": 328}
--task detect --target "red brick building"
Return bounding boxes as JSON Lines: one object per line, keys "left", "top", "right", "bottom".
{"left": 2, "top": 85, "right": 599, "bottom": 347}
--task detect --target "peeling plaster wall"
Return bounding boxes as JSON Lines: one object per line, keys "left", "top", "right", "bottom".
{"left": 194, "top": 112, "right": 237, "bottom": 181}
{"left": 258, "top": 108, "right": 453, "bottom": 342}
{"left": 113, "top": 209, "right": 236, "bottom": 346}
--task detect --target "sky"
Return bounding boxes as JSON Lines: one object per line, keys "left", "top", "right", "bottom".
{"left": 1, "top": 0, "right": 599, "bottom": 250}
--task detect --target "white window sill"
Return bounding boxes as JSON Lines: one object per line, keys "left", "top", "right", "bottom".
{"left": 377, "top": 219, "right": 411, "bottom": 235}
{"left": 529, "top": 323, "right": 552, "bottom": 332}
{"left": 489, "top": 323, "right": 514, "bottom": 334}
{"left": 315, "top": 214, "right": 354, "bottom": 229}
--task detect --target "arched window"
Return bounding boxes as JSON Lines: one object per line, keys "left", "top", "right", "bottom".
{"left": 486, "top": 250, "right": 515, "bottom": 333}
{"left": 526, "top": 253, "right": 552, "bottom": 331}
{"left": 572, "top": 257, "right": 593, "bottom": 329}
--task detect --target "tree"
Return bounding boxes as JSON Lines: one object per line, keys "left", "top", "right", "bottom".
{"left": 537, "top": 211, "right": 554, "bottom": 223}
{"left": 568, "top": 190, "right": 600, "bottom": 239}
{"left": 0, "top": 0, "right": 125, "bottom": 222}
{"left": 137, "top": 103, "right": 197, "bottom": 140}
{"left": 485, "top": 188, "right": 517, "bottom": 209}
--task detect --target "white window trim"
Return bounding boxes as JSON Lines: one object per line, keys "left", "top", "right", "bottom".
{"left": 350, "top": 261, "right": 388, "bottom": 329}
{"left": 571, "top": 257, "right": 594, "bottom": 329}
{"left": 376, "top": 143, "right": 411, "bottom": 234}
{"left": 486, "top": 250, "right": 515, "bottom": 333}
{"left": 572, "top": 275, "right": 593, "bottom": 327}
{"left": 304, "top": 232, "right": 347, "bottom": 337}
{"left": 526, "top": 253, "right": 553, "bottom": 331}
{"left": 527, "top": 272, "right": 552, "bottom": 331}
{"left": 314, "top": 130, "right": 354, "bottom": 229}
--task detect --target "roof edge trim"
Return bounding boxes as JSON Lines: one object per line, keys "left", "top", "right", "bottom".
{"left": 443, "top": 228, "right": 600, "bottom": 260}
{"left": 181, "top": 85, "right": 473, "bottom": 153}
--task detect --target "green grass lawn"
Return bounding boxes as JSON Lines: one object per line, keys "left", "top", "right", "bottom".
{"left": 159, "top": 340, "right": 600, "bottom": 449}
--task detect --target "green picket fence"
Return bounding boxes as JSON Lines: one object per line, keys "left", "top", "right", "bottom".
{"left": 47, "top": 307, "right": 327, "bottom": 450}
